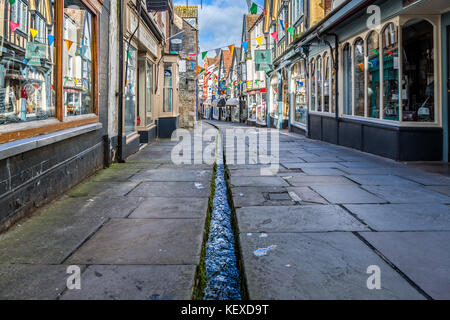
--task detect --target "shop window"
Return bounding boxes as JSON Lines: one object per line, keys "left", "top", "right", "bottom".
{"left": 354, "top": 38, "right": 365, "bottom": 116}
{"left": 1, "top": 1, "right": 54, "bottom": 125}
{"left": 366, "top": 31, "right": 381, "bottom": 119}
{"left": 316, "top": 56, "right": 322, "bottom": 112}
{"left": 63, "top": 1, "right": 94, "bottom": 117}
{"left": 163, "top": 63, "right": 173, "bottom": 112}
{"left": 343, "top": 43, "right": 352, "bottom": 115}
{"left": 310, "top": 59, "right": 316, "bottom": 112}
{"left": 146, "top": 61, "right": 154, "bottom": 124}
{"left": 382, "top": 23, "right": 399, "bottom": 120}
{"left": 402, "top": 19, "right": 435, "bottom": 122}
{"left": 125, "top": 45, "right": 137, "bottom": 135}
{"left": 323, "top": 52, "right": 330, "bottom": 113}
{"left": 331, "top": 50, "right": 336, "bottom": 114}
{"left": 293, "top": 60, "right": 307, "bottom": 125}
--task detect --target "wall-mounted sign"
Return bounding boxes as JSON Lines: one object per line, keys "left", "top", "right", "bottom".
{"left": 146, "top": 0, "right": 169, "bottom": 12}
{"left": 255, "top": 50, "right": 272, "bottom": 71}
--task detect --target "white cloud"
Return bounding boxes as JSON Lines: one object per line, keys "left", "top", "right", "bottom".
{"left": 174, "top": 0, "right": 248, "bottom": 56}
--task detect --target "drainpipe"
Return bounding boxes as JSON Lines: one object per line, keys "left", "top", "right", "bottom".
{"left": 118, "top": 0, "right": 124, "bottom": 162}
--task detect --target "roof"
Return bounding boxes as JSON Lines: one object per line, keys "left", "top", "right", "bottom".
{"left": 221, "top": 50, "right": 233, "bottom": 78}
{"left": 244, "top": 14, "right": 260, "bottom": 40}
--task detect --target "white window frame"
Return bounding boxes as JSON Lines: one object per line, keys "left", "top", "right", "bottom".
{"left": 309, "top": 51, "right": 335, "bottom": 118}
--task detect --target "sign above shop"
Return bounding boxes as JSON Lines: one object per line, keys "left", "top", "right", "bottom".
{"left": 146, "top": 0, "right": 169, "bottom": 12}
{"left": 255, "top": 50, "right": 272, "bottom": 72}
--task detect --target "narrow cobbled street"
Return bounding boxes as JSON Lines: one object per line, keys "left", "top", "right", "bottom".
{"left": 1, "top": 120, "right": 449, "bottom": 300}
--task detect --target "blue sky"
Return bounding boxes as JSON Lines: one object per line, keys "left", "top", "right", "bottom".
{"left": 174, "top": 0, "right": 260, "bottom": 58}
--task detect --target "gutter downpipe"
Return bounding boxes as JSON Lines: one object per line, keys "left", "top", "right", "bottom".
{"left": 118, "top": 0, "right": 124, "bottom": 162}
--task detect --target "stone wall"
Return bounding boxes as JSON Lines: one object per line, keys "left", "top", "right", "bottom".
{"left": 174, "top": 17, "right": 198, "bottom": 128}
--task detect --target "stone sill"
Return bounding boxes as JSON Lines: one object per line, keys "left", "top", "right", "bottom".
{"left": 0, "top": 123, "right": 103, "bottom": 161}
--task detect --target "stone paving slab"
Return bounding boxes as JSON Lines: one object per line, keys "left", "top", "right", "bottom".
{"left": 128, "top": 181, "right": 210, "bottom": 198}
{"left": 240, "top": 232, "right": 424, "bottom": 300}
{"left": 0, "top": 264, "right": 77, "bottom": 300}
{"left": 301, "top": 168, "right": 347, "bottom": 176}
{"left": 61, "top": 265, "right": 196, "bottom": 300}
{"left": 39, "top": 196, "right": 145, "bottom": 219}
{"left": 362, "top": 185, "right": 450, "bottom": 204}
{"left": 68, "top": 181, "right": 140, "bottom": 197}
{"left": 230, "top": 176, "right": 290, "bottom": 187}
{"left": 400, "top": 174, "right": 450, "bottom": 186}
{"left": 130, "top": 197, "right": 208, "bottom": 219}
{"left": 131, "top": 169, "right": 212, "bottom": 182}
{"left": 360, "top": 232, "right": 450, "bottom": 300}
{"left": 286, "top": 187, "right": 328, "bottom": 204}
{"left": 237, "top": 206, "right": 367, "bottom": 233}
{"left": 312, "top": 185, "right": 386, "bottom": 204}
{"left": 231, "top": 187, "right": 295, "bottom": 207}
{"left": 0, "top": 213, "right": 105, "bottom": 264}
{"left": 288, "top": 175, "right": 356, "bottom": 187}
{"left": 426, "top": 186, "right": 450, "bottom": 196}
{"left": 68, "top": 218, "right": 205, "bottom": 265}
{"left": 344, "top": 204, "right": 450, "bottom": 231}
{"left": 345, "top": 175, "right": 421, "bottom": 186}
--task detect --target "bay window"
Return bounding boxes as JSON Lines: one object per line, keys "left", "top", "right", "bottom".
{"left": 316, "top": 56, "right": 322, "bottom": 112}
{"left": 163, "top": 63, "right": 173, "bottom": 113}
{"left": 323, "top": 52, "right": 330, "bottom": 113}
{"left": 338, "top": 18, "right": 437, "bottom": 126}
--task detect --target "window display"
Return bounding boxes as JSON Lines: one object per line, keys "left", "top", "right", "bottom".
{"left": 382, "top": 23, "right": 399, "bottom": 120}
{"left": 310, "top": 59, "right": 316, "bottom": 112}
{"left": 271, "top": 83, "right": 278, "bottom": 117}
{"left": 367, "top": 31, "right": 381, "bottom": 118}
{"left": 0, "top": 0, "right": 55, "bottom": 125}
{"left": 293, "top": 61, "right": 307, "bottom": 125}
{"left": 343, "top": 43, "right": 352, "bottom": 115}
{"left": 146, "top": 61, "right": 153, "bottom": 124}
{"left": 63, "top": 1, "right": 94, "bottom": 117}
{"left": 354, "top": 38, "right": 365, "bottom": 116}
{"left": 125, "top": 45, "right": 137, "bottom": 135}
{"left": 402, "top": 19, "right": 434, "bottom": 122}
{"left": 316, "top": 56, "right": 322, "bottom": 112}
{"left": 323, "top": 52, "right": 330, "bottom": 113}
{"left": 257, "top": 94, "right": 267, "bottom": 124}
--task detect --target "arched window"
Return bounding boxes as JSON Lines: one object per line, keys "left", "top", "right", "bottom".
{"left": 316, "top": 56, "right": 322, "bottom": 112}
{"left": 353, "top": 38, "right": 365, "bottom": 116}
{"left": 382, "top": 23, "right": 399, "bottom": 120}
{"left": 310, "top": 58, "right": 316, "bottom": 112}
{"left": 323, "top": 52, "right": 330, "bottom": 113}
{"left": 366, "top": 31, "right": 380, "bottom": 119}
{"left": 293, "top": 60, "right": 307, "bottom": 125}
{"left": 331, "top": 50, "right": 336, "bottom": 114}
{"left": 402, "top": 19, "right": 435, "bottom": 122}
{"left": 343, "top": 43, "right": 352, "bottom": 115}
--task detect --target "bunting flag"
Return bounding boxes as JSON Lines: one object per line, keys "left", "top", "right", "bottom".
{"left": 228, "top": 45, "right": 234, "bottom": 56}
{"left": 200, "top": 68, "right": 205, "bottom": 73}
{"left": 242, "top": 41, "right": 248, "bottom": 52}
{"left": 271, "top": 31, "right": 278, "bottom": 43}
{"left": 189, "top": 53, "right": 196, "bottom": 59}
{"left": 191, "top": 61, "right": 195, "bottom": 69}
{"left": 250, "top": 2, "right": 258, "bottom": 14}
{"left": 202, "top": 51, "right": 208, "bottom": 60}
{"left": 287, "top": 27, "right": 294, "bottom": 37}
{"left": 372, "top": 48, "right": 379, "bottom": 55}
{"left": 256, "top": 36, "right": 263, "bottom": 47}
{"left": 30, "top": 28, "right": 38, "bottom": 40}
{"left": 48, "top": 35, "right": 55, "bottom": 46}
{"left": 196, "top": 66, "right": 201, "bottom": 74}
{"left": 358, "top": 63, "right": 364, "bottom": 72}
{"left": 65, "top": 39, "right": 74, "bottom": 51}
{"left": 10, "top": 21, "right": 20, "bottom": 33}
{"left": 280, "top": 20, "right": 285, "bottom": 31}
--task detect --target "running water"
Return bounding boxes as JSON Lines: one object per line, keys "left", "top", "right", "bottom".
{"left": 203, "top": 134, "right": 241, "bottom": 300}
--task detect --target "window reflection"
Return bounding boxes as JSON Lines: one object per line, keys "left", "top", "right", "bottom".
{"left": 382, "top": 23, "right": 399, "bottom": 120}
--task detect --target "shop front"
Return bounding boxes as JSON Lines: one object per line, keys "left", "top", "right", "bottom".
{"left": 256, "top": 89, "right": 267, "bottom": 127}
{"left": 303, "top": 1, "right": 446, "bottom": 161}
{"left": 247, "top": 91, "right": 257, "bottom": 126}
{"left": 158, "top": 54, "right": 180, "bottom": 138}
{"left": 269, "top": 72, "right": 288, "bottom": 129}
{"left": 0, "top": 0, "right": 106, "bottom": 230}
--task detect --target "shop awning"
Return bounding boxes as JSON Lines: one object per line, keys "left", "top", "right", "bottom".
{"left": 226, "top": 98, "right": 239, "bottom": 106}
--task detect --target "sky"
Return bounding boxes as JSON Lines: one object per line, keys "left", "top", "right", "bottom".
{"left": 174, "top": 0, "right": 262, "bottom": 60}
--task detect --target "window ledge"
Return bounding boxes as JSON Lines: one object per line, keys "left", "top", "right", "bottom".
{"left": 0, "top": 123, "right": 102, "bottom": 161}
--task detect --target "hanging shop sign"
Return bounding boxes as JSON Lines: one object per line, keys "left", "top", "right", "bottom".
{"left": 255, "top": 50, "right": 272, "bottom": 71}
{"left": 146, "top": 0, "right": 169, "bottom": 11}
{"left": 25, "top": 43, "right": 47, "bottom": 67}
